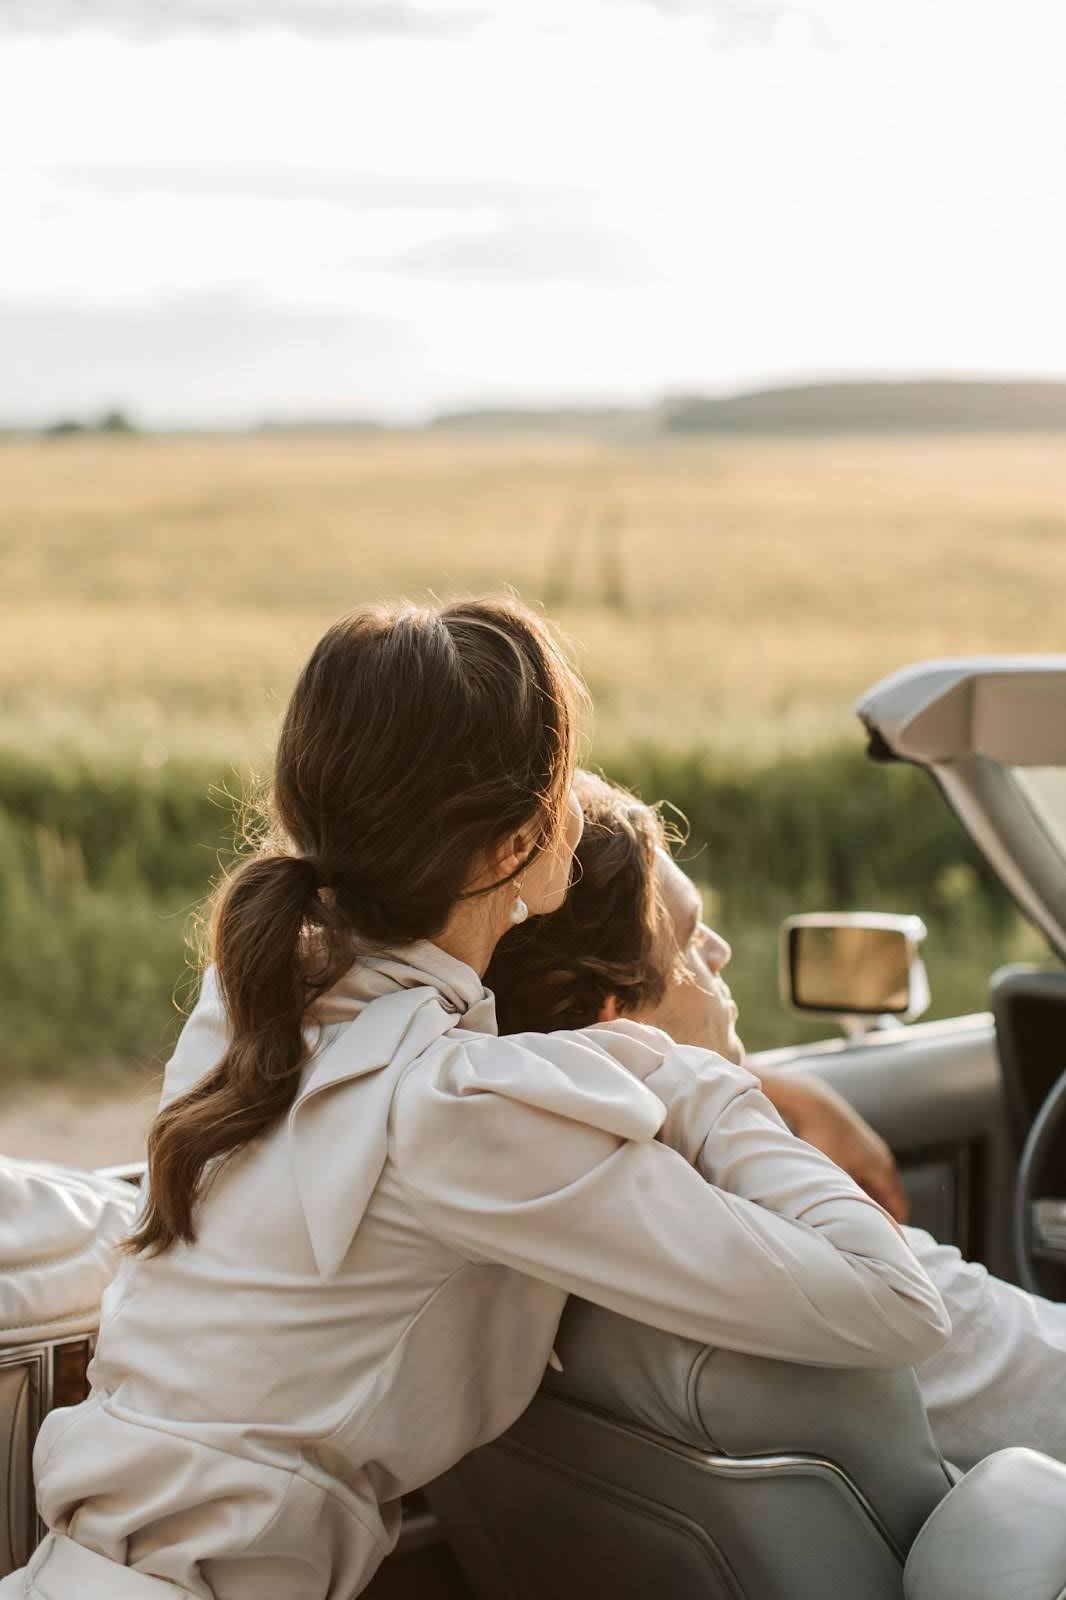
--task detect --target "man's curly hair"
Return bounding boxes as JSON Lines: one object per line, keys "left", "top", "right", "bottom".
{"left": 487, "top": 769, "right": 673, "bottom": 1034}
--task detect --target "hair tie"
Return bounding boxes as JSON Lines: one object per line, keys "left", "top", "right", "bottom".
{"left": 296, "top": 856, "right": 325, "bottom": 895}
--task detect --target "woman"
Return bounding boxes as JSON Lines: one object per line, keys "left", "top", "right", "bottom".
{"left": 487, "top": 768, "right": 1066, "bottom": 1470}
{"left": 3, "top": 599, "right": 948, "bottom": 1600}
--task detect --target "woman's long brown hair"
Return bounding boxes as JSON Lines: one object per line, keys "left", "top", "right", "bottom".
{"left": 127, "top": 597, "right": 584, "bottom": 1256}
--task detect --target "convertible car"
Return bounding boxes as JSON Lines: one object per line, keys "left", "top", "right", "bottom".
{"left": 6, "top": 656, "right": 1066, "bottom": 1599}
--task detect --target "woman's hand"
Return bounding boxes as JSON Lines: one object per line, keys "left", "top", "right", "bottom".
{"left": 756, "top": 1067, "right": 909, "bottom": 1224}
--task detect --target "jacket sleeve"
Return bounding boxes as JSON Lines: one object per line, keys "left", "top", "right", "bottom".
{"left": 391, "top": 1027, "right": 950, "bottom": 1369}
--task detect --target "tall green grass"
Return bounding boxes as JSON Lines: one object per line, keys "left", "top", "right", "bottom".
{"left": 0, "top": 740, "right": 1047, "bottom": 1091}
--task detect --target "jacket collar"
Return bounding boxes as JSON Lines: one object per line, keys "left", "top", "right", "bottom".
{"left": 311, "top": 939, "right": 497, "bottom": 1036}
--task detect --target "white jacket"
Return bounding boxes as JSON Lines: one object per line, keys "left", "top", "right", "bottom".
{"left": 3, "top": 942, "right": 949, "bottom": 1599}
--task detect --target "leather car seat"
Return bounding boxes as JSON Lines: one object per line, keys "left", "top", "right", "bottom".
{"left": 903, "top": 1447, "right": 1066, "bottom": 1599}
{"left": 0, "top": 1158, "right": 137, "bottom": 1576}
{"left": 428, "top": 1297, "right": 958, "bottom": 1600}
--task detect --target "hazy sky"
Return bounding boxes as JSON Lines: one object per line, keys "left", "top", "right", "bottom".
{"left": 3, "top": 0, "right": 1066, "bottom": 423}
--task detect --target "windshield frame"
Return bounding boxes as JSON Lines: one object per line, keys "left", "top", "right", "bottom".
{"left": 856, "top": 658, "right": 1066, "bottom": 964}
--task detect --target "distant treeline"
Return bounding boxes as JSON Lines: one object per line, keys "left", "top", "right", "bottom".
{"left": 19, "top": 379, "right": 1066, "bottom": 441}
{"left": 658, "top": 380, "right": 1066, "bottom": 434}
{"left": 432, "top": 380, "right": 1066, "bottom": 436}
{"left": 39, "top": 410, "right": 137, "bottom": 438}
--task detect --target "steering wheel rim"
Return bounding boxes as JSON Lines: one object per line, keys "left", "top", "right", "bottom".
{"left": 1013, "top": 1068, "right": 1066, "bottom": 1295}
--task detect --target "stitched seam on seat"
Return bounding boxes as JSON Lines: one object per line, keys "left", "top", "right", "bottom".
{"left": 685, "top": 1344, "right": 726, "bottom": 1459}
{"left": 0, "top": 1241, "right": 120, "bottom": 1274}
{"left": 1, "top": 1308, "right": 99, "bottom": 1335}
{"left": 687, "top": 1344, "right": 725, "bottom": 1450}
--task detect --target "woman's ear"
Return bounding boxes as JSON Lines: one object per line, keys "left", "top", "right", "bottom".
{"left": 498, "top": 829, "right": 531, "bottom": 879}
{"left": 598, "top": 993, "right": 621, "bottom": 1022}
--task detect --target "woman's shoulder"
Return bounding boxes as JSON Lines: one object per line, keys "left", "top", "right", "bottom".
{"left": 159, "top": 964, "right": 228, "bottom": 1108}
{"left": 393, "top": 1019, "right": 674, "bottom": 1152}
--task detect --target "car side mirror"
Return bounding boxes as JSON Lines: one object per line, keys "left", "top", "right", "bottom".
{"left": 780, "top": 912, "right": 930, "bottom": 1037}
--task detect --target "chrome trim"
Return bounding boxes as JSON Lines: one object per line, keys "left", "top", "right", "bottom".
{"left": 541, "top": 1392, "right": 907, "bottom": 1565}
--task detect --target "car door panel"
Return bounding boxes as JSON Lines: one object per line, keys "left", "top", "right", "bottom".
{"left": 749, "top": 1014, "right": 1014, "bottom": 1280}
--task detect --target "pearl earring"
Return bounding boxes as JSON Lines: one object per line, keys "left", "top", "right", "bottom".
{"left": 510, "top": 880, "right": 529, "bottom": 925}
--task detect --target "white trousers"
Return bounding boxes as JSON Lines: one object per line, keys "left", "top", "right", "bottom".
{"left": 908, "top": 1226, "right": 1066, "bottom": 1469}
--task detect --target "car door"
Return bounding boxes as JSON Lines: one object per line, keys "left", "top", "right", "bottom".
{"left": 750, "top": 657, "right": 1066, "bottom": 1285}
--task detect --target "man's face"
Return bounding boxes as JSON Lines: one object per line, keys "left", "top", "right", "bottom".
{"left": 624, "top": 850, "right": 745, "bottom": 1064}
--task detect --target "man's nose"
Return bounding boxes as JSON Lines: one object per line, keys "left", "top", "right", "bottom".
{"left": 700, "top": 925, "right": 732, "bottom": 973}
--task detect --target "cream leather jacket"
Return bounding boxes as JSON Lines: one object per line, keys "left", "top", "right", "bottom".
{"left": 3, "top": 943, "right": 949, "bottom": 1600}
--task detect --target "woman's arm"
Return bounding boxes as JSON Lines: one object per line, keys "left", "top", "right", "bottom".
{"left": 756, "top": 1065, "right": 909, "bottom": 1223}
{"left": 392, "top": 1029, "right": 950, "bottom": 1369}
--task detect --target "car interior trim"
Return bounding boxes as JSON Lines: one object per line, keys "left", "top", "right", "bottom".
{"left": 545, "top": 1393, "right": 908, "bottom": 1565}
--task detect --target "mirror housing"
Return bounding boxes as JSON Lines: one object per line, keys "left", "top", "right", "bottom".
{"left": 781, "top": 912, "right": 930, "bottom": 1037}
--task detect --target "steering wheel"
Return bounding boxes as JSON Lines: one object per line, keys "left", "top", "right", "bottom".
{"left": 1013, "top": 1069, "right": 1066, "bottom": 1295}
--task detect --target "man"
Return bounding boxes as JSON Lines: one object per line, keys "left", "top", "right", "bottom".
{"left": 487, "top": 771, "right": 1066, "bottom": 1469}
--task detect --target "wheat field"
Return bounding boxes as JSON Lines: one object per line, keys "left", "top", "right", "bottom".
{"left": 4, "top": 429, "right": 1065, "bottom": 764}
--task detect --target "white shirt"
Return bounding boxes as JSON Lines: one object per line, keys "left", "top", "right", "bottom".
{"left": 11, "top": 942, "right": 948, "bottom": 1600}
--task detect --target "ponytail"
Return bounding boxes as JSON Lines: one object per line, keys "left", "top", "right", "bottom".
{"left": 128, "top": 597, "right": 584, "bottom": 1256}
{"left": 126, "top": 853, "right": 351, "bottom": 1255}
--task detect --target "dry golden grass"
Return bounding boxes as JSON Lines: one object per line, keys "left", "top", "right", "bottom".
{"left": 4, "top": 428, "right": 1065, "bottom": 761}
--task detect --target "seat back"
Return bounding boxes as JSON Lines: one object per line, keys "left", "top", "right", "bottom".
{"left": 429, "top": 1299, "right": 956, "bottom": 1600}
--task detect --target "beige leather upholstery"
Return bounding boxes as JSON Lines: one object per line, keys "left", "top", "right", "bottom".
{"left": 430, "top": 1298, "right": 956, "bottom": 1600}
{"left": 904, "top": 1447, "right": 1066, "bottom": 1599}
{"left": 0, "top": 1160, "right": 137, "bottom": 1347}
